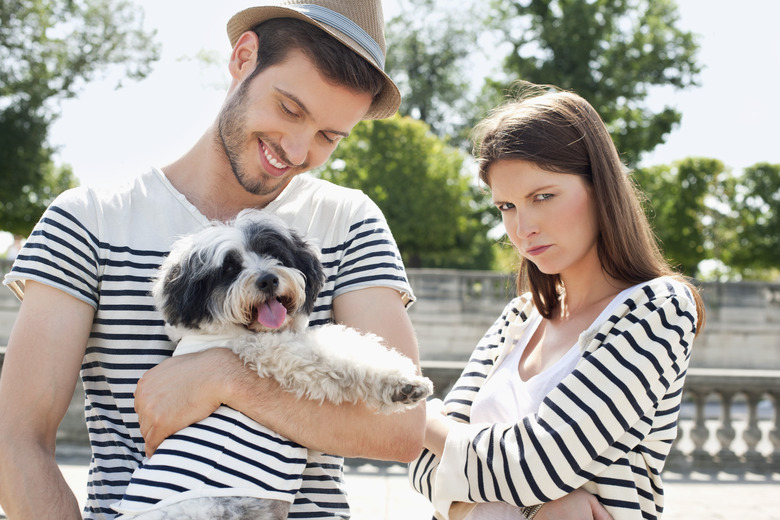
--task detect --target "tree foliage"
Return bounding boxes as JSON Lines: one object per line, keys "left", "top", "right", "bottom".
{"left": 484, "top": 0, "right": 702, "bottom": 165}
{"left": 0, "top": 0, "right": 160, "bottom": 235}
{"left": 717, "top": 163, "right": 780, "bottom": 277}
{"left": 316, "top": 115, "right": 497, "bottom": 269}
{"left": 633, "top": 158, "right": 726, "bottom": 278}
{"left": 634, "top": 159, "right": 780, "bottom": 280}
{"left": 0, "top": 163, "right": 79, "bottom": 237}
{"left": 385, "top": 0, "right": 482, "bottom": 144}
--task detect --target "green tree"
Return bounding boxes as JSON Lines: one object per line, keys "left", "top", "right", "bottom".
{"left": 0, "top": 163, "right": 78, "bottom": 237}
{"left": 316, "top": 115, "right": 496, "bottom": 269}
{"left": 633, "top": 157, "right": 726, "bottom": 278}
{"left": 487, "top": 0, "right": 701, "bottom": 165}
{"left": 0, "top": 0, "right": 160, "bottom": 235}
{"left": 718, "top": 163, "right": 780, "bottom": 279}
{"left": 385, "top": 0, "right": 482, "bottom": 144}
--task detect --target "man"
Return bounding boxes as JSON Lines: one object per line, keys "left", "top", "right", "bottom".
{"left": 0, "top": 1, "right": 425, "bottom": 518}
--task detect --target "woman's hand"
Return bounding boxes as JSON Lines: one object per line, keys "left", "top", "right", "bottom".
{"left": 423, "top": 398, "right": 452, "bottom": 458}
{"left": 536, "top": 489, "right": 613, "bottom": 520}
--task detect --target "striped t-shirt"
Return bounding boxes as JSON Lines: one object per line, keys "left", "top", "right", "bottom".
{"left": 4, "top": 168, "right": 413, "bottom": 519}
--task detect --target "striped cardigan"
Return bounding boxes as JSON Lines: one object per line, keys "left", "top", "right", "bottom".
{"left": 409, "top": 277, "right": 698, "bottom": 520}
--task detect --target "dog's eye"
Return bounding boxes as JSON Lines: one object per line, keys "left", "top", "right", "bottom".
{"left": 222, "top": 253, "right": 242, "bottom": 276}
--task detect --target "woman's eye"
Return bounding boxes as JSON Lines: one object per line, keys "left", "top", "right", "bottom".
{"left": 534, "top": 193, "right": 553, "bottom": 202}
{"left": 497, "top": 202, "right": 515, "bottom": 212}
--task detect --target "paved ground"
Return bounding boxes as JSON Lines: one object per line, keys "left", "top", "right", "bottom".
{"left": 1, "top": 447, "right": 779, "bottom": 519}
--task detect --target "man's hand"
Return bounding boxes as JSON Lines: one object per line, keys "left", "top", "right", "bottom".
{"left": 134, "top": 348, "right": 242, "bottom": 456}
{"left": 136, "top": 287, "right": 425, "bottom": 461}
{"left": 536, "top": 489, "right": 613, "bottom": 520}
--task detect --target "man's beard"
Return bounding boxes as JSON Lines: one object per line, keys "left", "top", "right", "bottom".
{"left": 216, "top": 82, "right": 297, "bottom": 197}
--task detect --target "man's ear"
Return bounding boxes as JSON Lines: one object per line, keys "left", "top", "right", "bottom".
{"left": 229, "top": 31, "right": 259, "bottom": 81}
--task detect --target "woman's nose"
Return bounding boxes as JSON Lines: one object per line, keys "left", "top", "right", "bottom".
{"left": 510, "top": 211, "right": 538, "bottom": 240}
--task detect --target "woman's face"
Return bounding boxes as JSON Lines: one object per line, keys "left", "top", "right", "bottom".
{"left": 489, "top": 159, "right": 601, "bottom": 280}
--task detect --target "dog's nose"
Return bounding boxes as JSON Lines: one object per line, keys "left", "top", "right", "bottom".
{"left": 257, "top": 273, "right": 280, "bottom": 293}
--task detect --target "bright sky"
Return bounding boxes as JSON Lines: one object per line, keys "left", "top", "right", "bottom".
{"left": 2, "top": 0, "right": 778, "bottom": 256}
{"left": 46, "top": 0, "right": 780, "bottom": 192}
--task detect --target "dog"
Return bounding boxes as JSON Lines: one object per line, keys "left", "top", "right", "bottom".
{"left": 112, "top": 209, "right": 432, "bottom": 519}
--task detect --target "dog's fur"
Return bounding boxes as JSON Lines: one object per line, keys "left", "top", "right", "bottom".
{"left": 116, "top": 209, "right": 432, "bottom": 519}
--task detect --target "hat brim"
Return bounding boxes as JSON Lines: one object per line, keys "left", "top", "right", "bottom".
{"left": 227, "top": 6, "right": 401, "bottom": 120}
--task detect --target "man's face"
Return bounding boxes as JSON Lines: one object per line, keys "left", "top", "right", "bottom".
{"left": 217, "top": 48, "right": 373, "bottom": 197}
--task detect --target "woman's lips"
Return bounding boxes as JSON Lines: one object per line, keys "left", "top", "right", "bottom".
{"left": 526, "top": 245, "right": 552, "bottom": 256}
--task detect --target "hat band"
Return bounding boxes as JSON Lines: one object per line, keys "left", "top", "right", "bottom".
{"left": 293, "top": 4, "right": 385, "bottom": 70}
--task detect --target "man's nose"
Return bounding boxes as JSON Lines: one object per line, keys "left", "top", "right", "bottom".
{"left": 279, "top": 133, "right": 312, "bottom": 167}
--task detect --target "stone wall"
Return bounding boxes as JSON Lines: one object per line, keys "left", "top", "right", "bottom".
{"left": 2, "top": 263, "right": 780, "bottom": 369}
{"left": 693, "top": 282, "right": 780, "bottom": 369}
{"left": 1, "top": 262, "right": 779, "bottom": 455}
{"left": 407, "top": 269, "right": 780, "bottom": 370}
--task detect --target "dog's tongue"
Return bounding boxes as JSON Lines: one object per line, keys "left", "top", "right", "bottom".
{"left": 257, "top": 299, "right": 287, "bottom": 329}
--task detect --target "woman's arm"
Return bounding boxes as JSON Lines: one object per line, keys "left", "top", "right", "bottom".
{"left": 410, "top": 298, "right": 527, "bottom": 503}
{"left": 412, "top": 284, "right": 696, "bottom": 516}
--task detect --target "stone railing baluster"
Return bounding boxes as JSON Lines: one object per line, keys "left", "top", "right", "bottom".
{"left": 742, "top": 391, "right": 764, "bottom": 470}
{"left": 664, "top": 416, "right": 689, "bottom": 472}
{"left": 769, "top": 390, "right": 780, "bottom": 471}
{"left": 415, "top": 363, "right": 780, "bottom": 474}
{"left": 715, "top": 390, "right": 739, "bottom": 468}
{"left": 689, "top": 388, "right": 713, "bottom": 468}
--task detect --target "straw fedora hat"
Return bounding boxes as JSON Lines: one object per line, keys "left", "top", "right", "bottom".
{"left": 227, "top": 0, "right": 401, "bottom": 120}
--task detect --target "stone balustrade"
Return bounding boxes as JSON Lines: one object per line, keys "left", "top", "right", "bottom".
{"left": 407, "top": 269, "right": 780, "bottom": 371}
{"left": 1, "top": 260, "right": 778, "bottom": 474}
{"left": 421, "top": 361, "right": 780, "bottom": 474}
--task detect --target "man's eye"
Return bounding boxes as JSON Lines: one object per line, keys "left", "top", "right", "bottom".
{"left": 280, "top": 103, "right": 297, "bottom": 117}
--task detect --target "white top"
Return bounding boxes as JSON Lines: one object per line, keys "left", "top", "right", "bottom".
{"left": 466, "top": 284, "right": 643, "bottom": 520}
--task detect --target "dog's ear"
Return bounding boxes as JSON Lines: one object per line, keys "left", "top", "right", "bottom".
{"left": 155, "top": 250, "right": 221, "bottom": 329}
{"left": 290, "top": 233, "right": 325, "bottom": 316}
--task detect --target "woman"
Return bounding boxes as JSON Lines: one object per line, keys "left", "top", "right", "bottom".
{"left": 409, "top": 86, "right": 704, "bottom": 520}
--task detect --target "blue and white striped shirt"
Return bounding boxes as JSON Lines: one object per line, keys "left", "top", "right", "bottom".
{"left": 5, "top": 168, "right": 413, "bottom": 519}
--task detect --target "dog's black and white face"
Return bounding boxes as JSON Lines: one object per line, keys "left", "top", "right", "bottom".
{"left": 153, "top": 209, "right": 324, "bottom": 336}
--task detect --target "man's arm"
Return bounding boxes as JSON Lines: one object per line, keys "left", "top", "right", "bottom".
{"left": 136, "top": 286, "right": 426, "bottom": 461}
{"left": 0, "top": 281, "right": 94, "bottom": 518}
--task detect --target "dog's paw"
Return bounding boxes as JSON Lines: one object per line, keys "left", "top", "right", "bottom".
{"left": 389, "top": 376, "right": 433, "bottom": 407}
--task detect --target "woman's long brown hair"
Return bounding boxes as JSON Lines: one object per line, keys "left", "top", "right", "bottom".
{"left": 472, "top": 84, "right": 705, "bottom": 333}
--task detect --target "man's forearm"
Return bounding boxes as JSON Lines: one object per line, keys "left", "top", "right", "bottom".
{"left": 0, "top": 442, "right": 82, "bottom": 519}
{"left": 136, "top": 347, "right": 426, "bottom": 460}
{"left": 224, "top": 350, "right": 426, "bottom": 461}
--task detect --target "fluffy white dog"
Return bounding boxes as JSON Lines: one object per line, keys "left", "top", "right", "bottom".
{"left": 112, "top": 209, "right": 432, "bottom": 520}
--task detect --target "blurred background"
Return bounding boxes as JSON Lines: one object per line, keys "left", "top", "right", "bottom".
{"left": 2, "top": 3, "right": 780, "bottom": 517}
{"left": 2, "top": 0, "right": 779, "bottom": 281}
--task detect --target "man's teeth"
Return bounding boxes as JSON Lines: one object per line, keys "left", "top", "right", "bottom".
{"left": 264, "top": 146, "right": 287, "bottom": 169}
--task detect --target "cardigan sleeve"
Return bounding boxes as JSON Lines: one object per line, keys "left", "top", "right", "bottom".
{"left": 408, "top": 298, "right": 530, "bottom": 509}
{"left": 412, "top": 281, "right": 697, "bottom": 518}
